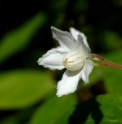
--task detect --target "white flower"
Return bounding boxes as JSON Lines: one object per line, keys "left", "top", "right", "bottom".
{"left": 38, "top": 26, "right": 93, "bottom": 97}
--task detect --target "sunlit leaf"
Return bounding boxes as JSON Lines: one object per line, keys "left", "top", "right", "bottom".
{"left": 0, "top": 70, "right": 55, "bottom": 109}
{"left": 30, "top": 94, "right": 76, "bottom": 124}
{"left": 0, "top": 12, "right": 47, "bottom": 64}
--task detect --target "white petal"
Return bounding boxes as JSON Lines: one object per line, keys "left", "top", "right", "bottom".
{"left": 56, "top": 70, "right": 81, "bottom": 97}
{"left": 80, "top": 60, "right": 93, "bottom": 83}
{"left": 77, "top": 34, "right": 90, "bottom": 57}
{"left": 51, "top": 26, "right": 77, "bottom": 52}
{"left": 56, "top": 47, "right": 68, "bottom": 54}
{"left": 42, "top": 47, "right": 67, "bottom": 58}
{"left": 70, "top": 27, "right": 90, "bottom": 49}
{"left": 38, "top": 47, "right": 67, "bottom": 70}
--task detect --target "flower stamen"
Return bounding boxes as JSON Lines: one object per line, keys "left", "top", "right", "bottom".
{"left": 63, "top": 51, "right": 85, "bottom": 71}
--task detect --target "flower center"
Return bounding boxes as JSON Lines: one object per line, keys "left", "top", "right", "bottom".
{"left": 63, "top": 51, "right": 85, "bottom": 71}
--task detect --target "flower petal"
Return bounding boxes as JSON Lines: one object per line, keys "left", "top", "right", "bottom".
{"left": 51, "top": 26, "right": 77, "bottom": 52}
{"left": 80, "top": 60, "right": 93, "bottom": 83}
{"left": 42, "top": 47, "right": 67, "bottom": 58}
{"left": 70, "top": 27, "right": 90, "bottom": 49}
{"left": 38, "top": 47, "right": 67, "bottom": 70}
{"left": 56, "top": 70, "right": 81, "bottom": 97}
{"left": 77, "top": 34, "right": 90, "bottom": 57}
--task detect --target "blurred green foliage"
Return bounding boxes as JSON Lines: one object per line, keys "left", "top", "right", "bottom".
{"left": 0, "top": 0, "right": 122, "bottom": 124}
{"left": 30, "top": 95, "right": 76, "bottom": 124}
{"left": 0, "top": 12, "right": 46, "bottom": 64}
{"left": 0, "top": 70, "right": 55, "bottom": 109}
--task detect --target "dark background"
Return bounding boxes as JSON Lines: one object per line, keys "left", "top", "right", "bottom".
{"left": 1, "top": 0, "right": 122, "bottom": 71}
{"left": 0, "top": 0, "right": 122, "bottom": 123}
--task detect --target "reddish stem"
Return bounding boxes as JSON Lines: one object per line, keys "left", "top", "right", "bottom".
{"left": 90, "top": 54, "right": 122, "bottom": 69}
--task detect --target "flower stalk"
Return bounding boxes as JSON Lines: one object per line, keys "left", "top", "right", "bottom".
{"left": 89, "top": 54, "right": 122, "bottom": 69}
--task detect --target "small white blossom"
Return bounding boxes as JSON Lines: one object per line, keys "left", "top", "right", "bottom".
{"left": 38, "top": 26, "right": 93, "bottom": 97}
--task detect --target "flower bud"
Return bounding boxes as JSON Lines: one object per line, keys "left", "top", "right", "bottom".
{"left": 63, "top": 52, "right": 85, "bottom": 71}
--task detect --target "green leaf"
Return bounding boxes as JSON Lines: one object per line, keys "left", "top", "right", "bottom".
{"left": 86, "top": 51, "right": 122, "bottom": 123}
{"left": 0, "top": 70, "right": 55, "bottom": 109}
{"left": 97, "top": 69, "right": 122, "bottom": 123}
{"left": 0, "top": 12, "right": 47, "bottom": 64}
{"left": 30, "top": 94, "right": 76, "bottom": 124}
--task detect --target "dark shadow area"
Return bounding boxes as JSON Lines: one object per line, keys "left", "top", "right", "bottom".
{"left": 68, "top": 80, "right": 107, "bottom": 124}
{"left": 68, "top": 97, "right": 103, "bottom": 124}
